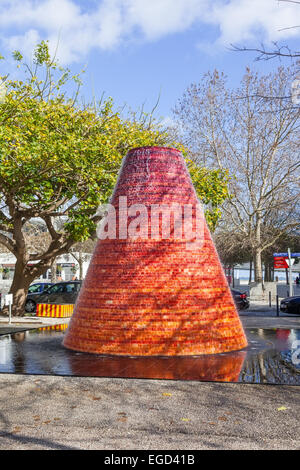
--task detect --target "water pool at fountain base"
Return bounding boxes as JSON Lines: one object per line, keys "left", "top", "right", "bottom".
{"left": 0, "top": 327, "right": 299, "bottom": 384}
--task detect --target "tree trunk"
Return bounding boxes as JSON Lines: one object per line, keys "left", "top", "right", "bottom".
{"left": 264, "top": 263, "right": 268, "bottom": 282}
{"left": 7, "top": 253, "right": 53, "bottom": 316}
{"left": 248, "top": 259, "right": 253, "bottom": 284}
{"left": 70, "top": 250, "right": 83, "bottom": 280}
{"left": 254, "top": 247, "right": 263, "bottom": 283}
{"left": 8, "top": 259, "right": 34, "bottom": 316}
{"left": 51, "top": 258, "right": 57, "bottom": 283}
{"left": 79, "top": 257, "right": 83, "bottom": 280}
{"left": 254, "top": 216, "right": 263, "bottom": 283}
{"left": 285, "top": 268, "right": 289, "bottom": 285}
{"left": 264, "top": 262, "right": 273, "bottom": 282}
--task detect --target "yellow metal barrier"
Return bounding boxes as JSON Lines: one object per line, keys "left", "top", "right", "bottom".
{"left": 36, "top": 303, "right": 74, "bottom": 318}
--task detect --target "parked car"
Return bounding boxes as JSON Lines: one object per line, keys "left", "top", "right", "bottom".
{"left": 280, "top": 296, "right": 300, "bottom": 315}
{"left": 28, "top": 282, "right": 53, "bottom": 295}
{"left": 24, "top": 282, "right": 53, "bottom": 313}
{"left": 231, "top": 288, "right": 250, "bottom": 310}
{"left": 25, "top": 281, "right": 82, "bottom": 313}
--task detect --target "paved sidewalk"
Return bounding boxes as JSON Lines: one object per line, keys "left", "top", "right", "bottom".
{"left": 0, "top": 374, "right": 299, "bottom": 450}
{"left": 240, "top": 301, "right": 300, "bottom": 328}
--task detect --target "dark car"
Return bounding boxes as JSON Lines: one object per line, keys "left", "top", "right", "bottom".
{"left": 25, "top": 281, "right": 82, "bottom": 313}
{"left": 28, "top": 282, "right": 53, "bottom": 294}
{"left": 24, "top": 282, "right": 53, "bottom": 313}
{"left": 280, "top": 296, "right": 300, "bottom": 315}
{"left": 231, "top": 288, "right": 249, "bottom": 310}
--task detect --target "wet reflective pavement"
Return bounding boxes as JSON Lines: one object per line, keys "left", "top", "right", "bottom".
{"left": 0, "top": 326, "right": 299, "bottom": 384}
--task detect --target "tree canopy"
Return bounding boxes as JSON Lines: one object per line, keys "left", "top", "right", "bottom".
{"left": 173, "top": 66, "right": 300, "bottom": 283}
{"left": 0, "top": 41, "right": 230, "bottom": 314}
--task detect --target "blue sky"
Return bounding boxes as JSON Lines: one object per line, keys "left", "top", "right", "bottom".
{"left": 1, "top": 0, "right": 300, "bottom": 120}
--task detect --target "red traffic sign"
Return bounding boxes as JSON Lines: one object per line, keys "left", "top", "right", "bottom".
{"left": 273, "top": 256, "right": 289, "bottom": 269}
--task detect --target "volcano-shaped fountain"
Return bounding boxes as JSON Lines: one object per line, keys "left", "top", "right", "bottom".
{"left": 63, "top": 146, "right": 247, "bottom": 356}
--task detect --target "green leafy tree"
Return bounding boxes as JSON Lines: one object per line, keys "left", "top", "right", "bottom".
{"left": 0, "top": 42, "right": 229, "bottom": 315}
{"left": 187, "top": 160, "right": 230, "bottom": 231}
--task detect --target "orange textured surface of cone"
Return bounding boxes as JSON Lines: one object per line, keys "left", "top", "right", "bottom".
{"left": 63, "top": 146, "right": 248, "bottom": 356}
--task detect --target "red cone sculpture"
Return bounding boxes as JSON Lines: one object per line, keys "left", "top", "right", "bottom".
{"left": 63, "top": 147, "right": 248, "bottom": 356}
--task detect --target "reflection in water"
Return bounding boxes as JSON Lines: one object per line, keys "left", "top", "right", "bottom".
{"left": 11, "top": 332, "right": 26, "bottom": 342}
{"left": 0, "top": 327, "right": 300, "bottom": 384}
{"left": 0, "top": 336, "right": 10, "bottom": 369}
{"left": 34, "top": 324, "right": 69, "bottom": 333}
{"left": 0, "top": 331, "right": 29, "bottom": 374}
{"left": 241, "top": 349, "right": 300, "bottom": 385}
{"left": 241, "top": 329, "right": 300, "bottom": 385}
{"left": 66, "top": 349, "right": 246, "bottom": 382}
{"left": 11, "top": 331, "right": 27, "bottom": 374}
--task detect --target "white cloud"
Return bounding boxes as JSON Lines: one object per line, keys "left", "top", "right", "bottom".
{"left": 3, "top": 28, "right": 41, "bottom": 56}
{"left": 123, "top": 0, "right": 209, "bottom": 40}
{"left": 0, "top": 0, "right": 300, "bottom": 63}
{"left": 209, "top": 0, "right": 300, "bottom": 45}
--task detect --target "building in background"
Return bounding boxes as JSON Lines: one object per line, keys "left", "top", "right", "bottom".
{"left": 0, "top": 251, "right": 92, "bottom": 287}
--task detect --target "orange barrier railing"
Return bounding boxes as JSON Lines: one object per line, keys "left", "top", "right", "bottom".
{"left": 36, "top": 303, "right": 74, "bottom": 318}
